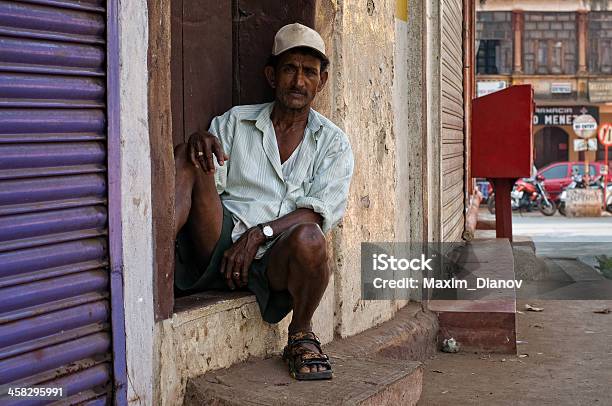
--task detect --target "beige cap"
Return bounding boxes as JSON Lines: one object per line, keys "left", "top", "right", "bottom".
{"left": 272, "top": 23, "right": 327, "bottom": 61}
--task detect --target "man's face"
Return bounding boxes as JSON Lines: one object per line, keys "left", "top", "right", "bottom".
{"left": 265, "top": 51, "right": 328, "bottom": 110}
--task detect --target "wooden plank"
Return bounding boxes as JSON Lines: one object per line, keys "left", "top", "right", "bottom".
{"left": 148, "top": 0, "right": 176, "bottom": 320}
{"left": 235, "top": 0, "right": 316, "bottom": 105}
{"left": 171, "top": 0, "right": 184, "bottom": 146}
{"left": 182, "top": 0, "right": 233, "bottom": 137}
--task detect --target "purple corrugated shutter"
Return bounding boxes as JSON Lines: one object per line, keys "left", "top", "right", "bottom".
{"left": 0, "top": 1, "right": 115, "bottom": 404}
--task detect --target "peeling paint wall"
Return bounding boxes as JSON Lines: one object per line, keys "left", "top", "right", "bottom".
{"left": 118, "top": 0, "right": 155, "bottom": 405}
{"left": 314, "top": 0, "right": 432, "bottom": 337}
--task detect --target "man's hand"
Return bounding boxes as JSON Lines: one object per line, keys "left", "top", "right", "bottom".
{"left": 220, "top": 227, "right": 266, "bottom": 289}
{"left": 187, "top": 131, "right": 229, "bottom": 173}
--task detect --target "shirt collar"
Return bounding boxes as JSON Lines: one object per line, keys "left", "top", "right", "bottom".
{"left": 248, "top": 102, "right": 324, "bottom": 140}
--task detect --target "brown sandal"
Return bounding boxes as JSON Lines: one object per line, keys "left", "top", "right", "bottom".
{"left": 282, "top": 332, "right": 333, "bottom": 380}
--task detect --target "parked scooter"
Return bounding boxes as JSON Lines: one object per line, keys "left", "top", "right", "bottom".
{"left": 487, "top": 175, "right": 557, "bottom": 216}
{"left": 558, "top": 174, "right": 612, "bottom": 216}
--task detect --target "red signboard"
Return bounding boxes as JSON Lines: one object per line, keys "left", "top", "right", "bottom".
{"left": 471, "top": 85, "right": 534, "bottom": 178}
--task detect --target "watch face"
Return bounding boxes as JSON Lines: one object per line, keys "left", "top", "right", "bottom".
{"left": 263, "top": 225, "right": 274, "bottom": 237}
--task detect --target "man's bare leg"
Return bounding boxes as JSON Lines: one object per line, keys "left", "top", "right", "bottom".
{"left": 174, "top": 143, "right": 223, "bottom": 262}
{"left": 266, "top": 223, "right": 331, "bottom": 373}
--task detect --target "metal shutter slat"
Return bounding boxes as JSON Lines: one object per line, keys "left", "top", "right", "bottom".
{"left": 0, "top": 5, "right": 114, "bottom": 395}
{"left": 0, "top": 292, "right": 107, "bottom": 324}
{"left": 0, "top": 301, "right": 108, "bottom": 350}
{"left": 3, "top": 364, "right": 111, "bottom": 406}
{"left": 0, "top": 207, "right": 107, "bottom": 243}
{"left": 0, "top": 1, "right": 105, "bottom": 39}
{"left": 440, "top": 0, "right": 465, "bottom": 242}
{"left": 13, "top": 1, "right": 105, "bottom": 14}
{"left": 0, "top": 270, "right": 108, "bottom": 313}
{"left": 0, "top": 332, "right": 110, "bottom": 385}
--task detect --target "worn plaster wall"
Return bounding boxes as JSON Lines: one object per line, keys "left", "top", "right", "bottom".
{"left": 426, "top": 0, "right": 443, "bottom": 243}
{"left": 392, "top": 0, "right": 428, "bottom": 307}
{"left": 315, "top": 0, "right": 403, "bottom": 338}
{"left": 118, "top": 0, "right": 156, "bottom": 405}
{"left": 406, "top": 0, "right": 427, "bottom": 247}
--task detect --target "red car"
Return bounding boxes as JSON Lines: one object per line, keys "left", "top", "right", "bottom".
{"left": 538, "top": 161, "right": 612, "bottom": 201}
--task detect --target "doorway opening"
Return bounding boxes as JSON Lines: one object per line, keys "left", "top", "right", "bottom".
{"left": 534, "top": 126, "right": 570, "bottom": 169}
{"left": 159, "top": 0, "right": 318, "bottom": 318}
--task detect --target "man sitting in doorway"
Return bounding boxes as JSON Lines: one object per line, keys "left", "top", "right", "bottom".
{"left": 173, "top": 23, "right": 354, "bottom": 380}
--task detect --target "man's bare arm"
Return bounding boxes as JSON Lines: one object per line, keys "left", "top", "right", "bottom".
{"left": 220, "top": 208, "right": 322, "bottom": 289}
{"left": 265, "top": 208, "right": 323, "bottom": 236}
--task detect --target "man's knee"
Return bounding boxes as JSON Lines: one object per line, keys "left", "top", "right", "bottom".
{"left": 288, "top": 223, "right": 328, "bottom": 268}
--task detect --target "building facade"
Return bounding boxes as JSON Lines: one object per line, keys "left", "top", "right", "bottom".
{"left": 477, "top": 0, "right": 612, "bottom": 169}
{"left": 0, "top": 1, "right": 474, "bottom": 404}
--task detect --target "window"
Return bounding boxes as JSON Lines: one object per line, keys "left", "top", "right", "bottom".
{"left": 533, "top": 40, "right": 567, "bottom": 74}
{"left": 523, "top": 12, "right": 577, "bottom": 75}
{"left": 573, "top": 164, "right": 597, "bottom": 177}
{"left": 476, "top": 11, "right": 513, "bottom": 74}
{"left": 536, "top": 40, "right": 549, "bottom": 74}
{"left": 588, "top": 12, "right": 612, "bottom": 74}
{"left": 551, "top": 41, "right": 564, "bottom": 74}
{"left": 598, "top": 39, "right": 612, "bottom": 74}
{"left": 540, "top": 164, "right": 568, "bottom": 179}
{"left": 477, "top": 40, "right": 501, "bottom": 74}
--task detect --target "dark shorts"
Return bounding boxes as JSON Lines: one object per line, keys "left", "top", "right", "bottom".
{"left": 174, "top": 205, "right": 293, "bottom": 324}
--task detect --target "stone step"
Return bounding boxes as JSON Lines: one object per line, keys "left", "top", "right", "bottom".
{"left": 428, "top": 238, "right": 517, "bottom": 354}
{"left": 324, "top": 303, "right": 438, "bottom": 361}
{"left": 184, "top": 352, "right": 422, "bottom": 406}
{"left": 528, "top": 258, "right": 612, "bottom": 300}
{"left": 552, "top": 258, "right": 606, "bottom": 281}
{"left": 183, "top": 303, "right": 437, "bottom": 405}
{"left": 158, "top": 292, "right": 293, "bottom": 405}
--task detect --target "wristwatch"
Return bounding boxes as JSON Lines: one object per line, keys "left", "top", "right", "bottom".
{"left": 257, "top": 223, "right": 274, "bottom": 241}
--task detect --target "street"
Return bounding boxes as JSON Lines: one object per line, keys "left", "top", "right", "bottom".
{"left": 419, "top": 209, "right": 612, "bottom": 405}
{"left": 480, "top": 208, "right": 612, "bottom": 257}
{"left": 419, "top": 299, "right": 612, "bottom": 406}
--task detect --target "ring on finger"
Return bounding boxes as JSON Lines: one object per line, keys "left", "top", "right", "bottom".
{"left": 197, "top": 151, "right": 204, "bottom": 157}
{"left": 233, "top": 272, "right": 240, "bottom": 278}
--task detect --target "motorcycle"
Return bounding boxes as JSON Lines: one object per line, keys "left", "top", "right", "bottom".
{"left": 558, "top": 174, "right": 612, "bottom": 216}
{"left": 487, "top": 175, "right": 557, "bottom": 216}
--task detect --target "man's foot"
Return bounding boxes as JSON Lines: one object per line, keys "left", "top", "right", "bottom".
{"left": 282, "top": 332, "right": 333, "bottom": 380}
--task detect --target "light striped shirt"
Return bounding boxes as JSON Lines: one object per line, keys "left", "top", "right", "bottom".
{"left": 209, "top": 102, "right": 354, "bottom": 257}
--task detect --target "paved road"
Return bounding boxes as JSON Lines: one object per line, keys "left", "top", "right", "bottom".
{"left": 479, "top": 208, "right": 612, "bottom": 257}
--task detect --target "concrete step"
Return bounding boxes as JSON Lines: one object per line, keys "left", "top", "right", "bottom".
{"left": 183, "top": 303, "right": 437, "bottom": 405}
{"left": 526, "top": 258, "right": 612, "bottom": 300}
{"left": 158, "top": 292, "right": 292, "bottom": 405}
{"left": 184, "top": 355, "right": 422, "bottom": 406}
{"left": 552, "top": 258, "right": 606, "bottom": 281}
{"left": 428, "top": 238, "right": 517, "bottom": 354}
{"left": 324, "top": 303, "right": 438, "bottom": 361}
